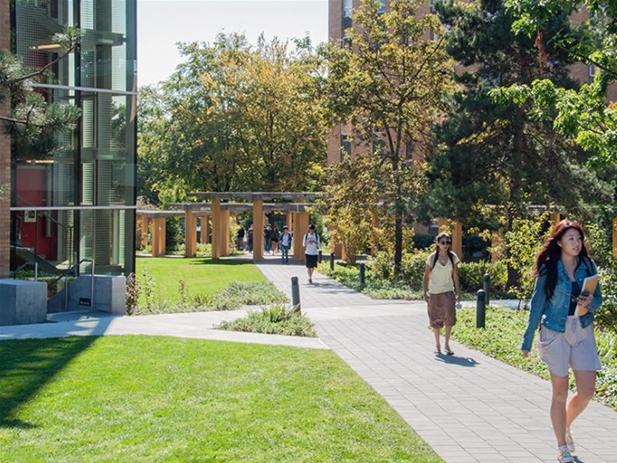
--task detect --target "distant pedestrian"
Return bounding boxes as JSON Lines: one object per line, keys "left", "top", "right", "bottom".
{"left": 271, "top": 226, "right": 280, "bottom": 254}
{"left": 264, "top": 225, "right": 272, "bottom": 253}
{"left": 521, "top": 220, "right": 602, "bottom": 463}
{"left": 236, "top": 227, "right": 245, "bottom": 251}
{"left": 303, "top": 224, "right": 320, "bottom": 283}
{"left": 280, "top": 226, "right": 292, "bottom": 264}
{"left": 422, "top": 232, "right": 460, "bottom": 356}
{"left": 247, "top": 225, "right": 253, "bottom": 252}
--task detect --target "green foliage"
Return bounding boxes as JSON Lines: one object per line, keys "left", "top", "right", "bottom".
{"left": 137, "top": 33, "right": 327, "bottom": 202}
{"left": 503, "top": 212, "right": 550, "bottom": 301}
{"left": 453, "top": 307, "right": 617, "bottom": 411}
{"left": 209, "top": 281, "right": 288, "bottom": 310}
{"left": 217, "top": 304, "right": 317, "bottom": 337}
{"left": 324, "top": 0, "right": 453, "bottom": 274}
{"left": 458, "top": 261, "right": 509, "bottom": 295}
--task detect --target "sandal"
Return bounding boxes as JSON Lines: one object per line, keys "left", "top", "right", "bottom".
{"left": 445, "top": 347, "right": 454, "bottom": 356}
{"left": 434, "top": 348, "right": 441, "bottom": 355}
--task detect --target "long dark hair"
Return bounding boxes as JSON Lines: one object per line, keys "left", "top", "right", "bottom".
{"left": 534, "top": 220, "right": 591, "bottom": 299}
{"left": 432, "top": 231, "right": 455, "bottom": 269}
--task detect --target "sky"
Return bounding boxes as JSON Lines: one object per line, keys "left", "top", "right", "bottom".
{"left": 137, "top": 0, "right": 329, "bottom": 87}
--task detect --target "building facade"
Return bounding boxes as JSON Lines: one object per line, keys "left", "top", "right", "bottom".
{"left": 0, "top": 0, "right": 137, "bottom": 283}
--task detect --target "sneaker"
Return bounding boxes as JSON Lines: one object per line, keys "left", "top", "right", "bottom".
{"left": 565, "top": 427, "right": 576, "bottom": 453}
{"left": 557, "top": 445, "right": 574, "bottom": 463}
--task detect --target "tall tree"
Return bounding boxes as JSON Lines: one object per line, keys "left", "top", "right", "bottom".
{"left": 425, "top": 0, "right": 611, "bottom": 230}
{"left": 325, "top": 0, "right": 453, "bottom": 274}
{"left": 137, "top": 33, "right": 327, "bottom": 201}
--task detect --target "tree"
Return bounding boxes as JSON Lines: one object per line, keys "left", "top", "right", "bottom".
{"left": 496, "top": 0, "right": 617, "bottom": 191}
{"left": 0, "top": 28, "right": 81, "bottom": 157}
{"left": 424, "top": 0, "right": 611, "bottom": 231}
{"left": 324, "top": 0, "right": 453, "bottom": 274}
{"left": 137, "top": 33, "right": 327, "bottom": 201}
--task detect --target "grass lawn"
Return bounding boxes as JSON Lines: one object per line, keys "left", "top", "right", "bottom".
{"left": 0, "top": 336, "right": 441, "bottom": 462}
{"left": 452, "top": 307, "right": 617, "bottom": 411}
{"left": 136, "top": 257, "right": 266, "bottom": 303}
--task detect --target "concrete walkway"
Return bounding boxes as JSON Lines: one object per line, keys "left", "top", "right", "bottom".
{"left": 258, "top": 262, "right": 617, "bottom": 463}
{"left": 0, "top": 309, "right": 328, "bottom": 350}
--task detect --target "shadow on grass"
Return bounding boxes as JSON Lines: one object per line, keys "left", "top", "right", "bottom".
{"left": 0, "top": 331, "right": 106, "bottom": 429}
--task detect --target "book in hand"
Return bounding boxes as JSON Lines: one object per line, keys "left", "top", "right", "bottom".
{"left": 575, "top": 274, "right": 598, "bottom": 317}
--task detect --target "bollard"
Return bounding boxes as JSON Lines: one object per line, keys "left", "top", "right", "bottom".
{"left": 318, "top": 250, "right": 323, "bottom": 263}
{"left": 476, "top": 289, "right": 486, "bottom": 328}
{"left": 291, "top": 276, "right": 301, "bottom": 313}
{"left": 483, "top": 272, "right": 490, "bottom": 306}
{"left": 330, "top": 252, "right": 335, "bottom": 272}
{"left": 359, "top": 263, "right": 366, "bottom": 289}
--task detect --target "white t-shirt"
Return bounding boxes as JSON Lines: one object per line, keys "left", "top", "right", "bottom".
{"left": 303, "top": 233, "right": 320, "bottom": 255}
{"left": 426, "top": 251, "right": 460, "bottom": 294}
{"left": 280, "top": 232, "right": 292, "bottom": 247}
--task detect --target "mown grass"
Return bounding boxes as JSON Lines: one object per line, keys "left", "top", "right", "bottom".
{"left": 452, "top": 307, "right": 617, "bottom": 411}
{"left": 0, "top": 336, "right": 442, "bottom": 463}
{"left": 136, "top": 257, "right": 266, "bottom": 304}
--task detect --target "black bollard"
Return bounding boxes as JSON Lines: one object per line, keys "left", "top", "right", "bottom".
{"left": 483, "top": 272, "right": 490, "bottom": 306}
{"left": 330, "top": 252, "right": 335, "bottom": 272}
{"left": 359, "top": 263, "right": 366, "bottom": 289}
{"left": 291, "top": 276, "right": 301, "bottom": 313}
{"left": 318, "top": 250, "right": 323, "bottom": 263}
{"left": 476, "top": 289, "right": 486, "bottom": 328}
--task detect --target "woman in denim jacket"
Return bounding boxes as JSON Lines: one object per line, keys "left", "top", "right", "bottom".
{"left": 521, "top": 220, "right": 602, "bottom": 463}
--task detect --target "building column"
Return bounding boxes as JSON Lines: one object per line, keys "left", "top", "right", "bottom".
{"left": 184, "top": 210, "right": 197, "bottom": 258}
{"left": 452, "top": 220, "right": 463, "bottom": 260}
{"left": 199, "top": 215, "right": 209, "bottom": 244}
{"left": 252, "top": 199, "right": 264, "bottom": 260}
{"left": 212, "top": 199, "right": 221, "bottom": 259}
{"left": 0, "top": 0, "right": 11, "bottom": 277}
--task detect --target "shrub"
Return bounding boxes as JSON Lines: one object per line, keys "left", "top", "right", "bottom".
{"left": 400, "top": 249, "right": 432, "bottom": 290}
{"left": 458, "top": 261, "right": 508, "bottom": 295}
{"left": 412, "top": 233, "right": 435, "bottom": 250}
{"left": 125, "top": 273, "right": 139, "bottom": 315}
{"left": 209, "top": 281, "right": 288, "bottom": 310}
{"left": 217, "top": 305, "right": 316, "bottom": 337}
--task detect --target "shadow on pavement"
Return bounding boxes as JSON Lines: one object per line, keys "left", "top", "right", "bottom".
{"left": 435, "top": 354, "right": 479, "bottom": 367}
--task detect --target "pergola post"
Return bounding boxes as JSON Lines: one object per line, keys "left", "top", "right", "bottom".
{"left": 199, "top": 215, "right": 209, "bottom": 244}
{"left": 212, "top": 199, "right": 222, "bottom": 259}
{"left": 550, "top": 212, "right": 561, "bottom": 228}
{"left": 286, "top": 211, "right": 293, "bottom": 230}
{"left": 152, "top": 217, "right": 166, "bottom": 257}
{"left": 184, "top": 210, "right": 197, "bottom": 258}
{"left": 252, "top": 198, "right": 264, "bottom": 260}
{"left": 452, "top": 220, "right": 463, "bottom": 260}
{"left": 136, "top": 214, "right": 144, "bottom": 249}
{"left": 221, "top": 209, "right": 230, "bottom": 256}
{"left": 293, "top": 211, "right": 309, "bottom": 263}
{"left": 437, "top": 218, "right": 448, "bottom": 232}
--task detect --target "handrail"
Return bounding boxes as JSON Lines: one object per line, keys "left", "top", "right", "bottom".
{"left": 14, "top": 193, "right": 75, "bottom": 232}
{"left": 11, "top": 261, "right": 39, "bottom": 280}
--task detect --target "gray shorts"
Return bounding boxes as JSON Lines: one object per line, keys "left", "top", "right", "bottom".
{"left": 537, "top": 316, "right": 602, "bottom": 377}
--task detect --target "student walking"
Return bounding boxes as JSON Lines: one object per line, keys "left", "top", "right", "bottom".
{"left": 271, "top": 226, "right": 280, "bottom": 254}
{"left": 280, "top": 226, "right": 292, "bottom": 264}
{"left": 422, "top": 231, "right": 461, "bottom": 356}
{"left": 521, "top": 220, "right": 602, "bottom": 463}
{"left": 302, "top": 224, "right": 320, "bottom": 283}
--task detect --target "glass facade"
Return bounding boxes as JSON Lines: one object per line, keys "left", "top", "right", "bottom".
{"left": 10, "top": 0, "right": 136, "bottom": 278}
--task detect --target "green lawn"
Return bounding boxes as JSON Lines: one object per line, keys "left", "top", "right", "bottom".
{"left": 136, "top": 257, "right": 266, "bottom": 303}
{"left": 0, "top": 336, "right": 441, "bottom": 462}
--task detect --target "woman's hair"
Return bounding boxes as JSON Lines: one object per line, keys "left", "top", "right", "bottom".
{"left": 432, "top": 232, "right": 454, "bottom": 269}
{"left": 534, "top": 219, "right": 591, "bottom": 299}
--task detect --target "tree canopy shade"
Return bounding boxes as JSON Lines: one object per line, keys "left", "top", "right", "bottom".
{"left": 137, "top": 34, "right": 327, "bottom": 204}
{"left": 424, "top": 0, "right": 611, "bottom": 230}
{"left": 324, "top": 0, "right": 454, "bottom": 274}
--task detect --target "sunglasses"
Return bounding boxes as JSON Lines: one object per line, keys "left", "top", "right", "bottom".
{"left": 438, "top": 240, "right": 452, "bottom": 245}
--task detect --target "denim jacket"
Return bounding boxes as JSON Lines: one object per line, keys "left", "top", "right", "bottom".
{"left": 521, "top": 257, "right": 602, "bottom": 352}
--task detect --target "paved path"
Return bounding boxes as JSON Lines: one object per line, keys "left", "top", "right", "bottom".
{"left": 258, "top": 262, "right": 617, "bottom": 463}
{"left": 0, "top": 309, "right": 328, "bottom": 350}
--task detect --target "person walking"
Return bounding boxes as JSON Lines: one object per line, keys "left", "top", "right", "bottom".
{"left": 271, "top": 226, "right": 280, "bottom": 254}
{"left": 302, "top": 224, "right": 320, "bottom": 283}
{"left": 422, "top": 231, "right": 461, "bottom": 356}
{"left": 521, "top": 220, "right": 602, "bottom": 463}
{"left": 280, "top": 226, "right": 292, "bottom": 264}
{"left": 247, "top": 225, "right": 253, "bottom": 252}
{"left": 264, "top": 225, "right": 272, "bottom": 254}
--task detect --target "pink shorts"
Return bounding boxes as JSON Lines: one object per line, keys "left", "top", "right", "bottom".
{"left": 537, "top": 316, "right": 602, "bottom": 377}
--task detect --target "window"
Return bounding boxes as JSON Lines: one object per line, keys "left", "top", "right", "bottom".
{"left": 340, "top": 134, "right": 352, "bottom": 161}
{"left": 342, "top": 0, "right": 353, "bottom": 39}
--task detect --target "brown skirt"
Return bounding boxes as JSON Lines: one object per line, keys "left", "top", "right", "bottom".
{"left": 427, "top": 291, "right": 456, "bottom": 329}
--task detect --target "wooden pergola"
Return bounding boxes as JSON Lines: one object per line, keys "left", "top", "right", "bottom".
{"left": 136, "top": 192, "right": 321, "bottom": 261}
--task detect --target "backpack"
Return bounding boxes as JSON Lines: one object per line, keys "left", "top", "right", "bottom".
{"left": 431, "top": 251, "right": 455, "bottom": 270}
